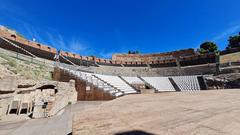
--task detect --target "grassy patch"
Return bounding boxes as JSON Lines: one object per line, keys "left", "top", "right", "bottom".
{"left": 0, "top": 53, "right": 53, "bottom": 80}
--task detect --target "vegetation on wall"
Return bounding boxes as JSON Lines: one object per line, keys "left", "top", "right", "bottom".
{"left": 226, "top": 33, "right": 240, "bottom": 49}
{"left": 198, "top": 41, "right": 219, "bottom": 54}
{"left": 128, "top": 50, "right": 140, "bottom": 54}
{"left": 0, "top": 53, "right": 52, "bottom": 80}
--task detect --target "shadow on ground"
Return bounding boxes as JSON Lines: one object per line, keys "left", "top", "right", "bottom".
{"left": 115, "top": 130, "right": 155, "bottom": 135}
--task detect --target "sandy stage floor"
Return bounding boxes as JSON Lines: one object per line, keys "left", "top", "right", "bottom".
{"left": 73, "top": 89, "right": 240, "bottom": 135}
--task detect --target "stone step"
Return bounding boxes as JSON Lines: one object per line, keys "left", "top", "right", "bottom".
{"left": 140, "top": 89, "right": 155, "bottom": 94}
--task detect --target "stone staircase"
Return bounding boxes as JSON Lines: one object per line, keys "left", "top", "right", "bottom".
{"left": 118, "top": 76, "right": 140, "bottom": 93}
{"left": 62, "top": 67, "right": 124, "bottom": 97}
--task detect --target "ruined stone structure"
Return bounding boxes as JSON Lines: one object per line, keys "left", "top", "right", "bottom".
{"left": 0, "top": 26, "right": 216, "bottom": 68}
{"left": 0, "top": 80, "right": 77, "bottom": 119}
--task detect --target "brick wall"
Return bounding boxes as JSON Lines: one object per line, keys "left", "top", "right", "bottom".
{"left": 0, "top": 28, "right": 56, "bottom": 60}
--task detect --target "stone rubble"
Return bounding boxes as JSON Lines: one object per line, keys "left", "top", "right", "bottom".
{"left": 0, "top": 79, "right": 77, "bottom": 121}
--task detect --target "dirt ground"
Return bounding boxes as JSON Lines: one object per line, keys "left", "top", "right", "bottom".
{"left": 73, "top": 89, "right": 240, "bottom": 135}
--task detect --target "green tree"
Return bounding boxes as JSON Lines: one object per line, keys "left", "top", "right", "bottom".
{"left": 199, "top": 41, "right": 218, "bottom": 54}
{"left": 227, "top": 33, "right": 240, "bottom": 49}
{"left": 128, "top": 50, "right": 140, "bottom": 54}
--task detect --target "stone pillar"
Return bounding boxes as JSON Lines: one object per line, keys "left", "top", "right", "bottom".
{"left": 215, "top": 53, "right": 220, "bottom": 75}
{"left": 53, "top": 67, "right": 61, "bottom": 81}
{"left": 69, "top": 79, "right": 75, "bottom": 87}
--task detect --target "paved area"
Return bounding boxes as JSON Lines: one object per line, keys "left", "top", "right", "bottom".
{"left": 0, "top": 101, "right": 105, "bottom": 135}
{"left": 73, "top": 89, "right": 240, "bottom": 135}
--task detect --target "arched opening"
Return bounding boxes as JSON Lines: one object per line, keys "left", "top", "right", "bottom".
{"left": 10, "top": 34, "right": 16, "bottom": 40}
{"left": 37, "top": 44, "right": 41, "bottom": 48}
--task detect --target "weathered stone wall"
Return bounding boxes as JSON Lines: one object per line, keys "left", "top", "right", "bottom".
{"left": 220, "top": 52, "right": 240, "bottom": 64}
{"left": 92, "top": 64, "right": 217, "bottom": 76}
{"left": 112, "top": 49, "right": 195, "bottom": 62}
{"left": 53, "top": 68, "right": 115, "bottom": 101}
{"left": 0, "top": 97, "right": 12, "bottom": 118}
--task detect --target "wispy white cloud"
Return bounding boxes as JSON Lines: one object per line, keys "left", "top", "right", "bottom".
{"left": 46, "top": 32, "right": 66, "bottom": 49}
{"left": 193, "top": 24, "right": 240, "bottom": 50}
{"left": 99, "top": 51, "right": 114, "bottom": 59}
{"left": 22, "top": 23, "right": 47, "bottom": 44}
{"left": 98, "top": 47, "right": 132, "bottom": 59}
{"left": 68, "top": 39, "right": 87, "bottom": 52}
{"left": 0, "top": 0, "right": 102, "bottom": 57}
{"left": 46, "top": 32, "right": 94, "bottom": 56}
{"left": 212, "top": 24, "right": 240, "bottom": 42}
{"left": 0, "top": 0, "right": 46, "bottom": 44}
{"left": 45, "top": 31, "right": 123, "bottom": 58}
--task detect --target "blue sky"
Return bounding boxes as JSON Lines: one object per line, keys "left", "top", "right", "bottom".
{"left": 0, "top": 0, "right": 240, "bottom": 58}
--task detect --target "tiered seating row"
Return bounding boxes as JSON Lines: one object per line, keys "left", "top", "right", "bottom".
{"left": 94, "top": 74, "right": 137, "bottom": 94}
{"left": 141, "top": 76, "right": 201, "bottom": 92}
{"left": 172, "top": 76, "right": 200, "bottom": 91}
{"left": 60, "top": 64, "right": 203, "bottom": 93}
{"left": 142, "top": 77, "right": 175, "bottom": 92}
